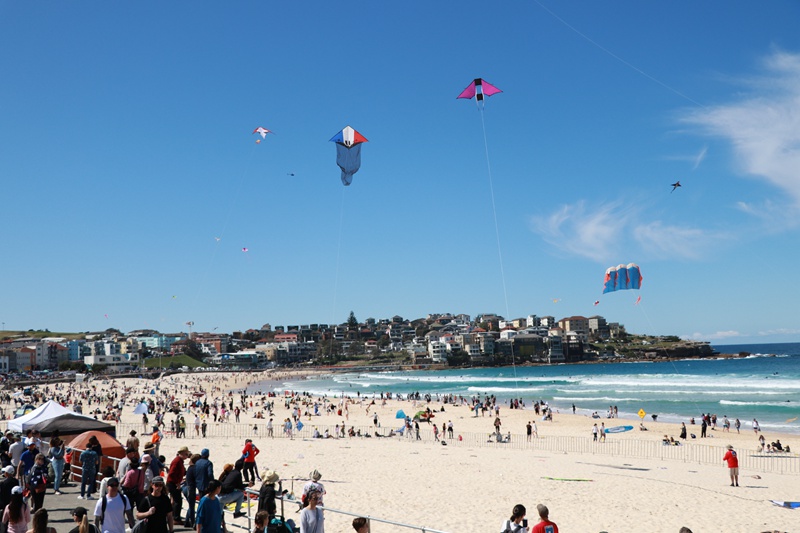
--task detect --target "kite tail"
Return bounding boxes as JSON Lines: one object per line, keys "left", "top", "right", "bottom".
{"left": 341, "top": 172, "right": 353, "bottom": 186}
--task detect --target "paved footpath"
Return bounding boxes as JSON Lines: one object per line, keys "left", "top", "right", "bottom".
{"left": 38, "top": 483, "right": 197, "bottom": 533}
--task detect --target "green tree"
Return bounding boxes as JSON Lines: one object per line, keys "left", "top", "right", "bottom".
{"left": 347, "top": 311, "right": 358, "bottom": 330}
{"left": 347, "top": 341, "right": 365, "bottom": 356}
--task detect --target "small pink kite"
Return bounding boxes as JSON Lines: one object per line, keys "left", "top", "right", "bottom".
{"left": 242, "top": 247, "right": 249, "bottom": 253}
{"left": 594, "top": 300, "right": 600, "bottom": 306}
{"left": 457, "top": 78, "right": 502, "bottom": 103}
{"left": 635, "top": 296, "right": 642, "bottom": 305}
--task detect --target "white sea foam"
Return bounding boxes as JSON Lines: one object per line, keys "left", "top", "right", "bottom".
{"left": 719, "top": 400, "right": 797, "bottom": 407}
{"left": 466, "top": 386, "right": 545, "bottom": 393}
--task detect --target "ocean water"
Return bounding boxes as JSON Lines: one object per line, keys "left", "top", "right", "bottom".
{"left": 251, "top": 342, "right": 800, "bottom": 435}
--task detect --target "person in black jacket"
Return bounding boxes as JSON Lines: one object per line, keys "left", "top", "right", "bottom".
{"left": 218, "top": 460, "right": 251, "bottom": 518}
{"left": 257, "top": 470, "right": 279, "bottom": 518}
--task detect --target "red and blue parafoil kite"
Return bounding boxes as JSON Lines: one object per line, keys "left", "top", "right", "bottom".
{"left": 457, "top": 78, "right": 502, "bottom": 103}
{"left": 603, "top": 263, "right": 643, "bottom": 293}
{"left": 330, "top": 126, "right": 367, "bottom": 186}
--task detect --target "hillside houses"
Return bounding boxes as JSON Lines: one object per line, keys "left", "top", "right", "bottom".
{"left": 0, "top": 311, "right": 636, "bottom": 372}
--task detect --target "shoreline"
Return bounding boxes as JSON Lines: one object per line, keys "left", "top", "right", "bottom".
{"left": 2, "top": 370, "right": 798, "bottom": 532}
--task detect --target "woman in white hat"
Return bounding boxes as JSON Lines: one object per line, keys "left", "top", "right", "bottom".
{"left": 257, "top": 471, "right": 280, "bottom": 518}
{"left": 303, "top": 471, "right": 325, "bottom": 507}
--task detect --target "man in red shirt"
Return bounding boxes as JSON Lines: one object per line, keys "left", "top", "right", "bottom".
{"left": 167, "top": 445, "right": 191, "bottom": 523}
{"left": 241, "top": 439, "right": 260, "bottom": 483}
{"left": 723, "top": 444, "right": 739, "bottom": 486}
{"left": 531, "top": 504, "right": 558, "bottom": 533}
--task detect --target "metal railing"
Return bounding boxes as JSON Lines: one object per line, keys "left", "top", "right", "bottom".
{"left": 111, "top": 420, "right": 800, "bottom": 475}
{"left": 242, "top": 487, "right": 449, "bottom": 533}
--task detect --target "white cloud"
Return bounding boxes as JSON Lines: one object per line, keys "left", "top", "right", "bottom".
{"left": 757, "top": 328, "right": 800, "bottom": 337}
{"left": 530, "top": 200, "right": 722, "bottom": 262}
{"left": 633, "top": 221, "right": 725, "bottom": 260}
{"left": 692, "top": 146, "right": 708, "bottom": 171}
{"left": 682, "top": 50, "right": 800, "bottom": 212}
{"left": 529, "top": 201, "right": 633, "bottom": 262}
{"left": 684, "top": 330, "right": 742, "bottom": 341}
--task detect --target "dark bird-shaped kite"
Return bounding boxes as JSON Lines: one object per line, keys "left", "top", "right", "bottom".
{"left": 670, "top": 181, "right": 681, "bottom": 193}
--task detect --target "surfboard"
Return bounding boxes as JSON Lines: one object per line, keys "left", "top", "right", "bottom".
{"left": 604, "top": 425, "right": 634, "bottom": 434}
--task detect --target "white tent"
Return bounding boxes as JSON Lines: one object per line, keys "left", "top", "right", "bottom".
{"left": 133, "top": 402, "right": 150, "bottom": 415}
{"left": 8, "top": 400, "right": 76, "bottom": 432}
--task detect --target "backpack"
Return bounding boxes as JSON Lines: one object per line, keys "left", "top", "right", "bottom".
{"left": 29, "top": 468, "right": 47, "bottom": 493}
{"left": 100, "top": 492, "right": 129, "bottom": 525}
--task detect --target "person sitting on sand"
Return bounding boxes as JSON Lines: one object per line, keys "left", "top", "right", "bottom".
{"left": 639, "top": 423, "right": 648, "bottom": 431}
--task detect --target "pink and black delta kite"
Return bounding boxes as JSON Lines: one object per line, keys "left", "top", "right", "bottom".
{"left": 457, "top": 78, "right": 502, "bottom": 105}
{"left": 330, "top": 126, "right": 368, "bottom": 186}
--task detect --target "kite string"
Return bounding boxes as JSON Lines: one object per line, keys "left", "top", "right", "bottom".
{"left": 477, "top": 102, "right": 519, "bottom": 389}
{"left": 531, "top": 0, "right": 706, "bottom": 109}
{"left": 329, "top": 187, "right": 346, "bottom": 359}
{"left": 190, "top": 143, "right": 259, "bottom": 315}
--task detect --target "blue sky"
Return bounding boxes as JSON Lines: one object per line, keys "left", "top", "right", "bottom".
{"left": 2, "top": 2, "right": 800, "bottom": 344}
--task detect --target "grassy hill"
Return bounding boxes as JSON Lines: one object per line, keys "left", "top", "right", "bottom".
{"left": 1, "top": 330, "right": 86, "bottom": 341}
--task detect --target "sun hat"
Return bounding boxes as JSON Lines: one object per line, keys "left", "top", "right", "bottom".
{"left": 140, "top": 454, "right": 152, "bottom": 463}
{"left": 2, "top": 466, "right": 14, "bottom": 475}
{"left": 11, "top": 486, "right": 23, "bottom": 495}
{"left": 177, "top": 446, "right": 191, "bottom": 455}
{"left": 726, "top": 444, "right": 734, "bottom": 449}
{"left": 262, "top": 470, "right": 280, "bottom": 484}
{"left": 310, "top": 469, "right": 321, "bottom": 482}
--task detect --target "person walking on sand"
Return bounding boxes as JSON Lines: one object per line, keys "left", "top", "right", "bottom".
{"left": 723, "top": 444, "right": 739, "bottom": 487}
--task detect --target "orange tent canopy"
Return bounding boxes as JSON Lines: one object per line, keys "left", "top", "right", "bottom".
{"left": 66, "top": 430, "right": 125, "bottom": 478}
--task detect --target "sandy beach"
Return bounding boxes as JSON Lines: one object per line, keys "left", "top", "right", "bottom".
{"left": 7, "top": 370, "right": 799, "bottom": 533}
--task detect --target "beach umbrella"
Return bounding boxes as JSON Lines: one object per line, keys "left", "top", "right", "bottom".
{"left": 395, "top": 410, "right": 406, "bottom": 419}
{"left": 133, "top": 402, "right": 150, "bottom": 415}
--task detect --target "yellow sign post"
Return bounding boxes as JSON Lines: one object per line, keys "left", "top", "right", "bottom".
{"left": 638, "top": 409, "right": 646, "bottom": 420}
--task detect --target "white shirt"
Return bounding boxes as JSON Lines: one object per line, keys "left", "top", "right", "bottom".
{"left": 93, "top": 492, "right": 131, "bottom": 533}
